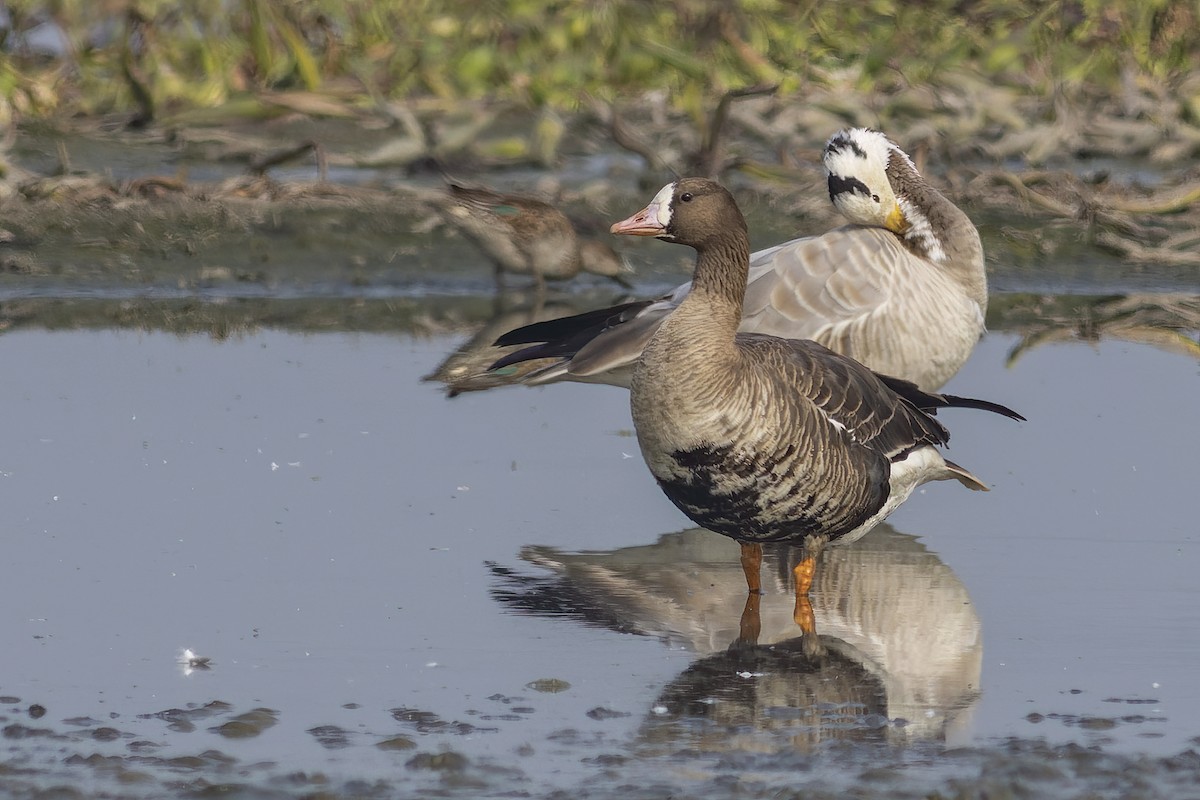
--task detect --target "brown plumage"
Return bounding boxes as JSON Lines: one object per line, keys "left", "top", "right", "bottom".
{"left": 430, "top": 183, "right": 632, "bottom": 293}
{"left": 611, "top": 178, "right": 1021, "bottom": 633}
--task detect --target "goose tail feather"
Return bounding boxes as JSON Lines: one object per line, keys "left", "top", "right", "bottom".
{"left": 942, "top": 459, "right": 990, "bottom": 491}
{"left": 936, "top": 394, "right": 1026, "bottom": 422}
{"left": 876, "top": 374, "right": 1025, "bottom": 422}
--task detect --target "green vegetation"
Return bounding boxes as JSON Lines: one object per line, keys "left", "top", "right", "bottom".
{"left": 3, "top": 1, "right": 1200, "bottom": 272}
{"left": 1, "top": 0, "right": 1197, "bottom": 125}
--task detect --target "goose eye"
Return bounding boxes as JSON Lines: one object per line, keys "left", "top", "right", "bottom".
{"left": 872, "top": 194, "right": 880, "bottom": 202}
{"left": 679, "top": 192, "right": 694, "bottom": 203}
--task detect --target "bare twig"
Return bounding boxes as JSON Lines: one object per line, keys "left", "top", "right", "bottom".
{"left": 122, "top": 8, "right": 155, "bottom": 129}
{"left": 248, "top": 140, "right": 322, "bottom": 177}
{"left": 584, "top": 95, "right": 675, "bottom": 174}
{"left": 1094, "top": 231, "right": 1200, "bottom": 266}
{"left": 1104, "top": 183, "right": 1200, "bottom": 215}
{"left": 983, "top": 170, "right": 1077, "bottom": 217}
{"left": 697, "top": 83, "right": 778, "bottom": 178}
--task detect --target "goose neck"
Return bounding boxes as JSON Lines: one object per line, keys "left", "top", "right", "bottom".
{"left": 682, "top": 235, "right": 750, "bottom": 330}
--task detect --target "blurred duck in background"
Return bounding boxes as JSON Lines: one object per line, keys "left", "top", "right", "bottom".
{"left": 428, "top": 182, "right": 632, "bottom": 296}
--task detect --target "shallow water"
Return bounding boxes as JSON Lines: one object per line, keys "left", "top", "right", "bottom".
{"left": 2, "top": 318, "right": 1198, "bottom": 797}
{"left": 4, "top": 123, "right": 1200, "bottom": 794}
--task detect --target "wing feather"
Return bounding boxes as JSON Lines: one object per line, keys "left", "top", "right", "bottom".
{"left": 738, "top": 335, "right": 951, "bottom": 461}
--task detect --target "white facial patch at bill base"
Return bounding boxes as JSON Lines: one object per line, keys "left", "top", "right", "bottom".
{"left": 647, "top": 182, "right": 676, "bottom": 228}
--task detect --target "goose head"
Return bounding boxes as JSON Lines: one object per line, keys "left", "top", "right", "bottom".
{"left": 823, "top": 128, "right": 908, "bottom": 233}
{"left": 824, "top": 128, "right": 950, "bottom": 263}
{"left": 609, "top": 178, "right": 743, "bottom": 250}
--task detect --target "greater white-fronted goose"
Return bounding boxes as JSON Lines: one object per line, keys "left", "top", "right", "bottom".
{"left": 491, "top": 128, "right": 985, "bottom": 392}
{"left": 610, "top": 177, "right": 1020, "bottom": 632}
{"left": 430, "top": 183, "right": 632, "bottom": 293}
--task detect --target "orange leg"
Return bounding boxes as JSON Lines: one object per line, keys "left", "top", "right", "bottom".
{"left": 792, "top": 554, "right": 816, "bottom": 596}
{"left": 739, "top": 542, "right": 763, "bottom": 595}
{"left": 737, "top": 591, "right": 762, "bottom": 646}
{"left": 792, "top": 592, "right": 816, "bottom": 635}
{"left": 792, "top": 554, "right": 817, "bottom": 635}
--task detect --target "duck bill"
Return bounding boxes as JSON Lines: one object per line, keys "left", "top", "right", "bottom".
{"left": 884, "top": 203, "right": 908, "bottom": 235}
{"left": 610, "top": 203, "right": 666, "bottom": 236}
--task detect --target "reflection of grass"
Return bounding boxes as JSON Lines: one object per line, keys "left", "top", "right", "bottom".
{"left": 0, "top": 296, "right": 498, "bottom": 339}
{"left": 989, "top": 293, "right": 1200, "bottom": 362}
{"left": 6, "top": 293, "right": 1196, "bottom": 349}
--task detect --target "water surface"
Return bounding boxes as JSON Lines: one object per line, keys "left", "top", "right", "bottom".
{"left": 2, "top": 324, "right": 1198, "bottom": 797}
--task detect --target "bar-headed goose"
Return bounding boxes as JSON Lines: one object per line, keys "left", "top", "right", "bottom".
{"left": 610, "top": 177, "right": 1020, "bottom": 633}
{"left": 430, "top": 183, "right": 632, "bottom": 293}
{"left": 490, "top": 128, "right": 985, "bottom": 392}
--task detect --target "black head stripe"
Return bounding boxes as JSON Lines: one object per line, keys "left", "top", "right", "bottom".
{"left": 825, "top": 135, "right": 868, "bottom": 159}
{"left": 828, "top": 173, "right": 872, "bottom": 200}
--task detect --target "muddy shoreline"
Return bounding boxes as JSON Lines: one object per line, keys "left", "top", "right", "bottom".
{"left": 4, "top": 107, "right": 1200, "bottom": 300}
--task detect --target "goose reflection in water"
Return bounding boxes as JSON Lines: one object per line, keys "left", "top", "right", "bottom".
{"left": 423, "top": 298, "right": 602, "bottom": 396}
{"left": 492, "top": 525, "right": 980, "bottom": 744}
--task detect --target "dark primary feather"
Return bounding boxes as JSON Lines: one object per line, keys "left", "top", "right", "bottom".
{"left": 490, "top": 301, "right": 652, "bottom": 371}
{"left": 491, "top": 329, "right": 605, "bottom": 371}
{"left": 493, "top": 301, "right": 651, "bottom": 347}
{"left": 875, "top": 374, "right": 1027, "bottom": 422}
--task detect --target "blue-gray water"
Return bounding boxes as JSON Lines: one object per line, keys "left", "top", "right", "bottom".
{"left": 2, "top": 323, "right": 1197, "bottom": 798}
